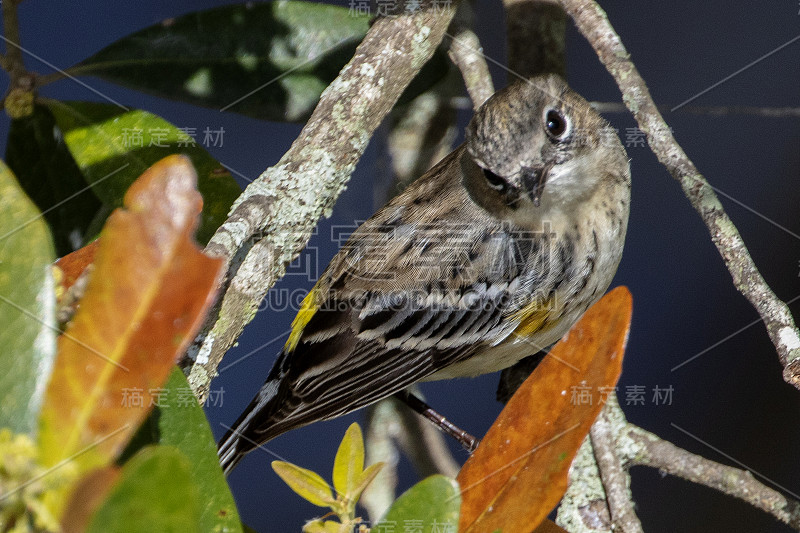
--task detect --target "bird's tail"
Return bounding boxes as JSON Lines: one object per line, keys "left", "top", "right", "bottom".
{"left": 218, "top": 379, "right": 282, "bottom": 475}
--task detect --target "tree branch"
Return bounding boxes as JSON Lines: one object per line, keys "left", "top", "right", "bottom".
{"left": 1, "top": 0, "right": 25, "bottom": 81}
{"left": 557, "top": 436, "right": 613, "bottom": 532}
{"left": 590, "top": 101, "right": 800, "bottom": 118}
{"left": 182, "top": 5, "right": 459, "bottom": 402}
{"left": 568, "top": 398, "right": 800, "bottom": 531}
{"left": 557, "top": 0, "right": 800, "bottom": 388}
{"left": 447, "top": 27, "right": 494, "bottom": 109}
{"left": 589, "top": 403, "right": 643, "bottom": 533}
{"left": 626, "top": 425, "right": 800, "bottom": 530}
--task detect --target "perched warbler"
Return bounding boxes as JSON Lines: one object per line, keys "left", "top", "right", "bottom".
{"left": 219, "top": 74, "right": 631, "bottom": 474}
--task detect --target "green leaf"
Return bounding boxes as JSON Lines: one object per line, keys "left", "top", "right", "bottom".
{"left": 5, "top": 105, "right": 104, "bottom": 255}
{"left": 71, "top": 2, "right": 369, "bottom": 123}
{"left": 42, "top": 99, "right": 240, "bottom": 244}
{"left": 375, "top": 475, "right": 460, "bottom": 533}
{"left": 272, "top": 461, "right": 335, "bottom": 508}
{"left": 0, "top": 160, "right": 56, "bottom": 435}
{"left": 332, "top": 422, "right": 364, "bottom": 499}
{"left": 85, "top": 446, "right": 201, "bottom": 533}
{"left": 119, "top": 368, "right": 242, "bottom": 533}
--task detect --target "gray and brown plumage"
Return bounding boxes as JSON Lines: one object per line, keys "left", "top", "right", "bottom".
{"left": 219, "top": 74, "right": 630, "bottom": 474}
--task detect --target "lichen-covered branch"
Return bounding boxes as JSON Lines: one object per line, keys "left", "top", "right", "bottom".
{"left": 589, "top": 404, "right": 643, "bottom": 533}
{"left": 182, "top": 4, "right": 458, "bottom": 401}
{"left": 557, "top": 0, "right": 800, "bottom": 388}
{"left": 557, "top": 436, "right": 613, "bottom": 532}
{"left": 563, "top": 398, "right": 800, "bottom": 531}
{"left": 627, "top": 426, "right": 800, "bottom": 530}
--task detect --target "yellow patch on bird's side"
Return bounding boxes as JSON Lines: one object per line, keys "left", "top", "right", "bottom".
{"left": 285, "top": 289, "right": 321, "bottom": 352}
{"left": 511, "top": 295, "right": 557, "bottom": 338}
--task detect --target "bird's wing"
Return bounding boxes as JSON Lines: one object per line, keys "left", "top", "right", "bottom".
{"left": 256, "top": 177, "right": 549, "bottom": 437}
{"left": 219, "top": 150, "right": 553, "bottom": 471}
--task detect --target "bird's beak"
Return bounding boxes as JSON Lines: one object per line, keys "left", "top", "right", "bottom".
{"left": 520, "top": 165, "right": 549, "bottom": 207}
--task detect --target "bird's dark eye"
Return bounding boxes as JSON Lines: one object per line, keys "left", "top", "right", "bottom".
{"left": 545, "top": 109, "right": 569, "bottom": 140}
{"left": 482, "top": 168, "right": 506, "bottom": 191}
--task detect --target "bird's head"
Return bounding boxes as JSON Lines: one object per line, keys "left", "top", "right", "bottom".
{"left": 462, "top": 74, "right": 628, "bottom": 225}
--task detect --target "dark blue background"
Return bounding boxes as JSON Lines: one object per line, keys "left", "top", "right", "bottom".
{"left": 4, "top": 1, "right": 799, "bottom": 531}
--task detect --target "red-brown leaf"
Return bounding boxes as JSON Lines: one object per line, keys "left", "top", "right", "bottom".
{"left": 457, "top": 286, "right": 632, "bottom": 533}
{"left": 55, "top": 239, "right": 99, "bottom": 292}
{"left": 39, "top": 155, "right": 223, "bottom": 479}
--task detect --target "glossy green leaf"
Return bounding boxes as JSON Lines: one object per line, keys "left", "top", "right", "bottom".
{"left": 85, "top": 446, "right": 200, "bottom": 533}
{"left": 375, "top": 475, "right": 460, "bottom": 532}
{"left": 272, "top": 461, "right": 335, "bottom": 508}
{"left": 71, "top": 2, "right": 369, "bottom": 123}
{"left": 42, "top": 99, "right": 240, "bottom": 244}
{"left": 5, "top": 105, "right": 104, "bottom": 255}
{"left": 121, "top": 368, "right": 242, "bottom": 533}
{"left": 0, "top": 160, "right": 56, "bottom": 434}
{"left": 332, "top": 422, "right": 364, "bottom": 498}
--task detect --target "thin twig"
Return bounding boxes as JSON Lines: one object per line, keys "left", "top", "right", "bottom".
{"left": 182, "top": 4, "right": 459, "bottom": 402}
{"left": 34, "top": 70, "right": 68, "bottom": 88}
{"left": 586, "top": 399, "right": 800, "bottom": 530}
{"left": 626, "top": 425, "right": 800, "bottom": 530}
{"left": 591, "top": 101, "right": 800, "bottom": 118}
{"left": 447, "top": 27, "right": 494, "bottom": 109}
{"left": 558, "top": 0, "right": 800, "bottom": 387}
{"left": 361, "top": 392, "right": 461, "bottom": 522}
{"left": 589, "top": 404, "right": 644, "bottom": 533}
{"left": 1, "top": 0, "right": 25, "bottom": 80}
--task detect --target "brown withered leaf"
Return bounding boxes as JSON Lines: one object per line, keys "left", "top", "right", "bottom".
{"left": 39, "top": 155, "right": 224, "bottom": 480}
{"left": 457, "top": 286, "right": 632, "bottom": 533}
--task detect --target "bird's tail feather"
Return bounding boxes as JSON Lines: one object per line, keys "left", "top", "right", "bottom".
{"left": 218, "top": 378, "right": 282, "bottom": 475}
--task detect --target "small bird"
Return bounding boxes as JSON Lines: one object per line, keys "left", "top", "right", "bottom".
{"left": 218, "top": 74, "right": 631, "bottom": 474}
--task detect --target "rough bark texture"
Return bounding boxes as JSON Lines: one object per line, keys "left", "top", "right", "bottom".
{"left": 183, "top": 5, "right": 458, "bottom": 401}
{"left": 560, "top": 399, "right": 800, "bottom": 531}
{"left": 628, "top": 427, "right": 800, "bottom": 530}
{"left": 589, "top": 404, "right": 644, "bottom": 533}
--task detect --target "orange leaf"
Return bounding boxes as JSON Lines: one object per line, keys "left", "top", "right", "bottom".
{"left": 55, "top": 239, "right": 99, "bottom": 292}
{"left": 60, "top": 466, "right": 121, "bottom": 533}
{"left": 457, "top": 286, "right": 632, "bottom": 533}
{"left": 39, "top": 155, "right": 224, "bottom": 476}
